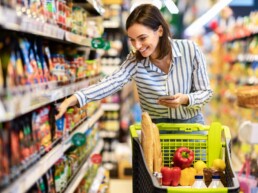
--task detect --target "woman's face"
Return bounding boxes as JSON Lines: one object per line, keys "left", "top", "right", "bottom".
{"left": 127, "top": 23, "right": 163, "bottom": 58}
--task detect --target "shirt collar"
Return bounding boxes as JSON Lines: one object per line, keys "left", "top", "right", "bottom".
{"left": 143, "top": 57, "right": 150, "bottom": 67}
{"left": 170, "top": 39, "right": 182, "bottom": 58}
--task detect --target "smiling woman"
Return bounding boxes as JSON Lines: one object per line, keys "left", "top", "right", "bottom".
{"left": 55, "top": 4, "right": 213, "bottom": 125}
{"left": 127, "top": 23, "right": 165, "bottom": 68}
{"left": 126, "top": 5, "right": 172, "bottom": 63}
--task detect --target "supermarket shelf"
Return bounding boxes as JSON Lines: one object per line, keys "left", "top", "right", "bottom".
{"left": 65, "top": 31, "right": 91, "bottom": 47}
{"left": 102, "top": 103, "right": 120, "bottom": 111}
{"left": 88, "top": 166, "right": 106, "bottom": 192}
{"left": 1, "top": 143, "right": 63, "bottom": 193}
{"left": 0, "top": 75, "right": 101, "bottom": 122}
{"left": 88, "top": 0, "right": 105, "bottom": 15}
{"left": 64, "top": 139, "right": 104, "bottom": 193}
{"left": 0, "top": 7, "right": 64, "bottom": 39}
{"left": 1, "top": 108, "right": 103, "bottom": 193}
{"left": 238, "top": 54, "right": 258, "bottom": 62}
{"left": 74, "top": 0, "right": 105, "bottom": 16}
{"left": 99, "top": 130, "right": 118, "bottom": 138}
{"left": 0, "top": 6, "right": 91, "bottom": 47}
{"left": 103, "top": 20, "right": 121, "bottom": 29}
{"left": 222, "top": 30, "right": 258, "bottom": 43}
{"left": 62, "top": 107, "right": 104, "bottom": 152}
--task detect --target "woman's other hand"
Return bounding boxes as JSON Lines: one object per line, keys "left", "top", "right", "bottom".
{"left": 55, "top": 95, "right": 79, "bottom": 120}
{"left": 158, "top": 93, "right": 189, "bottom": 108}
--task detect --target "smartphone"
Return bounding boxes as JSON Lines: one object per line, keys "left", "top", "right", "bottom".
{"left": 158, "top": 95, "right": 174, "bottom": 100}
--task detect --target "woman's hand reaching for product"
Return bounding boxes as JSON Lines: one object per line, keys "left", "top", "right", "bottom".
{"left": 55, "top": 95, "right": 79, "bottom": 120}
{"left": 158, "top": 93, "right": 189, "bottom": 108}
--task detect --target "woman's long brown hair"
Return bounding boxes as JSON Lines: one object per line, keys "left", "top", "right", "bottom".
{"left": 126, "top": 4, "right": 172, "bottom": 61}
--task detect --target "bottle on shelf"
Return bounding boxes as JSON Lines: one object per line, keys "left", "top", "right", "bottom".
{"left": 191, "top": 175, "right": 207, "bottom": 189}
{"left": 208, "top": 175, "right": 224, "bottom": 188}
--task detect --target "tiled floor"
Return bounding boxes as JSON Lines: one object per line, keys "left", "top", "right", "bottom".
{"left": 109, "top": 179, "right": 132, "bottom": 193}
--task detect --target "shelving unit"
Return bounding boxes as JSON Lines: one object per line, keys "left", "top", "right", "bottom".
{"left": 0, "top": 6, "right": 93, "bottom": 47}
{"left": 0, "top": 1, "right": 112, "bottom": 193}
{"left": 102, "top": 103, "right": 120, "bottom": 111}
{"left": 202, "top": 10, "right": 258, "bottom": 174}
{"left": 0, "top": 7, "right": 63, "bottom": 40}
{"left": 88, "top": 166, "right": 107, "bottom": 192}
{"left": 63, "top": 139, "right": 104, "bottom": 193}
{"left": 0, "top": 76, "right": 103, "bottom": 122}
{"left": 99, "top": 130, "right": 118, "bottom": 138}
{"left": 1, "top": 107, "right": 104, "bottom": 193}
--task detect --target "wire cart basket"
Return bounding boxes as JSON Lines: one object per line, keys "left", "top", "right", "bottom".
{"left": 130, "top": 122, "right": 240, "bottom": 193}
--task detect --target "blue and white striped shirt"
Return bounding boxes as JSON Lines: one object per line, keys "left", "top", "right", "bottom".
{"left": 75, "top": 39, "right": 213, "bottom": 120}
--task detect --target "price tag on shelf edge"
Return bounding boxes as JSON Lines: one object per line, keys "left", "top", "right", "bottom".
{"left": 103, "top": 41, "right": 110, "bottom": 51}
{"left": 91, "top": 37, "right": 105, "bottom": 49}
{"left": 91, "top": 153, "right": 102, "bottom": 164}
{"left": 71, "top": 132, "right": 86, "bottom": 147}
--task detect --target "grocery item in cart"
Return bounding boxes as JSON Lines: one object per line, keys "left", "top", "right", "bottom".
{"left": 208, "top": 175, "right": 224, "bottom": 188}
{"left": 173, "top": 147, "right": 194, "bottom": 169}
{"left": 141, "top": 112, "right": 154, "bottom": 173}
{"left": 153, "top": 123, "right": 162, "bottom": 173}
{"left": 130, "top": 122, "right": 240, "bottom": 193}
{"left": 191, "top": 175, "right": 207, "bottom": 188}
{"left": 141, "top": 112, "right": 162, "bottom": 174}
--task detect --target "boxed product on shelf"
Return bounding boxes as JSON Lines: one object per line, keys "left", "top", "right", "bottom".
{"left": 0, "top": 104, "right": 57, "bottom": 187}
{"left": 130, "top": 122, "right": 239, "bottom": 193}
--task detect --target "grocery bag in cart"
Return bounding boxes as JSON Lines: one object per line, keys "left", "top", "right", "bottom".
{"left": 130, "top": 122, "right": 240, "bottom": 193}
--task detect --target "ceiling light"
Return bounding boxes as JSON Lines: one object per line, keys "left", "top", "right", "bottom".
{"left": 130, "top": 0, "right": 162, "bottom": 13}
{"left": 162, "top": 0, "right": 179, "bottom": 14}
{"left": 130, "top": 0, "right": 178, "bottom": 14}
{"left": 184, "top": 0, "right": 232, "bottom": 36}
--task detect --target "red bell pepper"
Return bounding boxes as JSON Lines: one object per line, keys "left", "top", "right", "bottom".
{"left": 161, "top": 166, "right": 181, "bottom": 186}
{"left": 161, "top": 167, "right": 173, "bottom": 186}
{"left": 170, "top": 167, "right": 181, "bottom": 186}
{"left": 173, "top": 147, "right": 194, "bottom": 169}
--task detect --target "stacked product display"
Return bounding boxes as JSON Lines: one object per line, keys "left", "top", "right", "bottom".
{"left": 205, "top": 10, "right": 258, "bottom": 133}
{"left": 207, "top": 10, "right": 258, "bottom": 152}
{"left": 0, "top": 1, "right": 114, "bottom": 193}
{"left": 199, "top": 8, "right": 258, "bottom": 193}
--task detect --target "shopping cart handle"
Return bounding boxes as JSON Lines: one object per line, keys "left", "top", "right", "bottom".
{"left": 156, "top": 123, "right": 209, "bottom": 132}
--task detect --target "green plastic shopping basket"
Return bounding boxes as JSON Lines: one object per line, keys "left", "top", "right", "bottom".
{"left": 130, "top": 122, "right": 239, "bottom": 193}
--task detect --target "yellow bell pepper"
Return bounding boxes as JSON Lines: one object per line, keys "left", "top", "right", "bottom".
{"left": 179, "top": 167, "right": 196, "bottom": 186}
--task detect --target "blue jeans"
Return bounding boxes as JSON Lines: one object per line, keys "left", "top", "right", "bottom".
{"left": 152, "top": 113, "right": 205, "bottom": 124}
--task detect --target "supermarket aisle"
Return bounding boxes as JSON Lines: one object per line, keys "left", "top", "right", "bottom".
{"left": 110, "top": 179, "right": 132, "bottom": 193}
